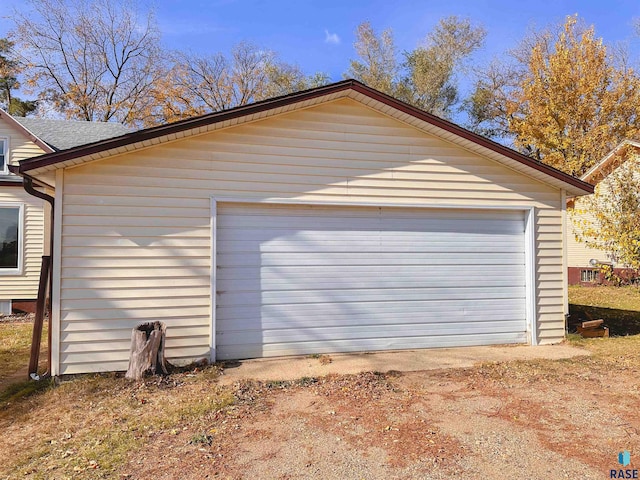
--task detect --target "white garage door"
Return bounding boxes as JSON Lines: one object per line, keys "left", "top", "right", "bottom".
{"left": 215, "top": 203, "right": 527, "bottom": 360}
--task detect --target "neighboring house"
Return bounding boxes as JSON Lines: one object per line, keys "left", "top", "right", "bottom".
{"left": 11, "top": 80, "right": 593, "bottom": 376}
{"left": 0, "top": 111, "right": 129, "bottom": 313}
{"left": 567, "top": 140, "right": 640, "bottom": 285}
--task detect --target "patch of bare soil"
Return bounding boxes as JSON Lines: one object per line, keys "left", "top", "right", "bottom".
{"left": 120, "top": 362, "right": 640, "bottom": 479}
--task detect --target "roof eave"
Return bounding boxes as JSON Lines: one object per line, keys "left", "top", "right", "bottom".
{"left": 581, "top": 139, "right": 640, "bottom": 183}
{"left": 15, "top": 79, "right": 594, "bottom": 196}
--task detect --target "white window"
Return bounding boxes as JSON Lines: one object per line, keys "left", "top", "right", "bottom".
{"left": 0, "top": 137, "right": 7, "bottom": 174}
{"left": 0, "top": 204, "right": 23, "bottom": 274}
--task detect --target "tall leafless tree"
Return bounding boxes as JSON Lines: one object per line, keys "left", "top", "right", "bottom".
{"left": 10, "top": 0, "right": 164, "bottom": 126}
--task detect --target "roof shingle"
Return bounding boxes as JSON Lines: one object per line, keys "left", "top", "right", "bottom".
{"left": 12, "top": 116, "right": 130, "bottom": 151}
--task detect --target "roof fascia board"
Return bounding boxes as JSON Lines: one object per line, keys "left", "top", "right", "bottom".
{"left": 581, "top": 139, "right": 640, "bottom": 182}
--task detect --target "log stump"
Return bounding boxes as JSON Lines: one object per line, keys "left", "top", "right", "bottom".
{"left": 125, "top": 321, "right": 169, "bottom": 380}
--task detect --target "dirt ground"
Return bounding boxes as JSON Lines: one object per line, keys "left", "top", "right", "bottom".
{"left": 2, "top": 336, "right": 640, "bottom": 479}
{"left": 120, "top": 355, "right": 640, "bottom": 480}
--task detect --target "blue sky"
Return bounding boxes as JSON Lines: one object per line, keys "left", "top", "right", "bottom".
{"left": 150, "top": 0, "right": 640, "bottom": 80}
{"left": 2, "top": 0, "right": 640, "bottom": 93}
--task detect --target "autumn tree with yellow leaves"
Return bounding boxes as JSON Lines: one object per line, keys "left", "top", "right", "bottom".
{"left": 469, "top": 15, "right": 640, "bottom": 177}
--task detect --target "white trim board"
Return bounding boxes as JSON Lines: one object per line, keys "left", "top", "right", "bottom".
{"left": 51, "top": 169, "right": 64, "bottom": 376}
{"left": 210, "top": 197, "right": 217, "bottom": 363}
{"left": 0, "top": 202, "right": 24, "bottom": 276}
{"left": 212, "top": 197, "right": 538, "bottom": 211}
{"left": 0, "top": 136, "right": 9, "bottom": 174}
{"left": 524, "top": 207, "right": 538, "bottom": 346}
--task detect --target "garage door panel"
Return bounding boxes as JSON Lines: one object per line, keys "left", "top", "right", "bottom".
{"left": 219, "top": 252, "right": 525, "bottom": 267}
{"left": 218, "top": 311, "right": 525, "bottom": 332}
{"left": 219, "top": 203, "right": 523, "bottom": 220}
{"left": 217, "top": 264, "right": 524, "bottom": 280}
{"left": 216, "top": 203, "right": 528, "bottom": 359}
{"left": 218, "top": 320, "right": 527, "bottom": 345}
{"left": 218, "top": 215, "right": 524, "bottom": 232}
{"left": 218, "top": 274, "right": 526, "bottom": 292}
{"left": 219, "top": 229, "right": 522, "bottom": 242}
{"left": 219, "top": 229, "right": 523, "bottom": 243}
{"left": 218, "top": 286, "right": 525, "bottom": 306}
{"left": 218, "top": 241, "right": 524, "bottom": 254}
{"left": 220, "top": 332, "right": 529, "bottom": 360}
{"left": 217, "top": 298, "right": 525, "bottom": 323}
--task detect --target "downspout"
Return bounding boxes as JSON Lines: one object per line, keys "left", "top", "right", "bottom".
{"left": 22, "top": 175, "right": 54, "bottom": 266}
{"left": 21, "top": 173, "right": 55, "bottom": 376}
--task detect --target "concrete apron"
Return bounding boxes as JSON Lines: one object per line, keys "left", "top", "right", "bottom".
{"left": 217, "top": 344, "right": 590, "bottom": 385}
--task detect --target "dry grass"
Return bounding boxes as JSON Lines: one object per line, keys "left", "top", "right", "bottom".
{"left": 0, "top": 366, "right": 232, "bottom": 479}
{"left": 568, "top": 285, "right": 640, "bottom": 335}
{"left": 468, "top": 334, "right": 640, "bottom": 389}
{"left": 568, "top": 285, "right": 640, "bottom": 310}
{"left": 0, "top": 318, "right": 47, "bottom": 382}
{"left": 568, "top": 332, "right": 640, "bottom": 362}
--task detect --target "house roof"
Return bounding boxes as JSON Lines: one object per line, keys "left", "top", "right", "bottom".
{"left": 11, "top": 116, "right": 130, "bottom": 151}
{"left": 12, "top": 79, "right": 594, "bottom": 196}
{"left": 581, "top": 140, "right": 640, "bottom": 184}
{"left": 0, "top": 110, "right": 54, "bottom": 154}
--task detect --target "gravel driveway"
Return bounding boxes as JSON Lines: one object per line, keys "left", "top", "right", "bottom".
{"left": 124, "top": 354, "right": 640, "bottom": 479}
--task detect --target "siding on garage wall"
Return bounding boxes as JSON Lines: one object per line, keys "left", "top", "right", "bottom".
{"left": 56, "top": 97, "right": 565, "bottom": 375}
{"left": 0, "top": 121, "right": 47, "bottom": 300}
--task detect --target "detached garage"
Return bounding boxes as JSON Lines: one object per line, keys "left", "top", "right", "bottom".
{"left": 12, "top": 80, "right": 593, "bottom": 375}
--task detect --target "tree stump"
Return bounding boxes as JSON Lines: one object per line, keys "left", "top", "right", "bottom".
{"left": 125, "top": 321, "right": 169, "bottom": 380}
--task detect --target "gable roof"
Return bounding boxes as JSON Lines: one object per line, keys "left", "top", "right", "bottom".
{"left": 581, "top": 140, "right": 640, "bottom": 184}
{"left": 0, "top": 110, "right": 55, "bottom": 154}
{"left": 12, "top": 79, "right": 594, "bottom": 196}
{"left": 11, "top": 116, "right": 130, "bottom": 151}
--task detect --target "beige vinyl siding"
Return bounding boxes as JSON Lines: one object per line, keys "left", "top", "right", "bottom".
{"left": 0, "top": 121, "right": 47, "bottom": 300}
{"left": 567, "top": 203, "right": 609, "bottom": 267}
{"left": 0, "top": 186, "right": 45, "bottom": 300}
{"left": 57, "top": 98, "right": 565, "bottom": 374}
{"left": 0, "top": 121, "right": 46, "bottom": 165}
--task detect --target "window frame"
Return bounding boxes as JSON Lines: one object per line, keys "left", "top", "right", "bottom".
{"left": 0, "top": 203, "right": 24, "bottom": 275}
{"left": 0, "top": 137, "right": 8, "bottom": 174}
{"left": 580, "top": 269, "right": 599, "bottom": 283}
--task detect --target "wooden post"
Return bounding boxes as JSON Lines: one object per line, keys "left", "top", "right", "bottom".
{"left": 28, "top": 256, "right": 51, "bottom": 379}
{"left": 125, "top": 321, "right": 169, "bottom": 380}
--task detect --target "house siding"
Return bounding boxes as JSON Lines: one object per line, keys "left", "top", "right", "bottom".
{"left": 0, "top": 122, "right": 47, "bottom": 165}
{"left": 55, "top": 98, "right": 565, "bottom": 375}
{"left": 567, "top": 203, "right": 609, "bottom": 268}
{"left": 0, "top": 122, "right": 47, "bottom": 302}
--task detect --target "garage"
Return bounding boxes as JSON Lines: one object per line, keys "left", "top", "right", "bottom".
{"left": 215, "top": 202, "right": 529, "bottom": 360}
{"left": 13, "top": 79, "right": 594, "bottom": 375}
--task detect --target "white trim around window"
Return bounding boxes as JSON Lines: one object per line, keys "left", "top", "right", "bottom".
{"left": 0, "top": 202, "right": 24, "bottom": 275}
{"left": 0, "top": 137, "right": 8, "bottom": 174}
